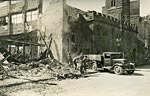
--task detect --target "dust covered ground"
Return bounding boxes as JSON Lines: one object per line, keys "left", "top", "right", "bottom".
{"left": 1, "top": 64, "right": 150, "bottom": 96}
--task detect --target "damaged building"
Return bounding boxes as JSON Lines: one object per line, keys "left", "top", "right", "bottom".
{"left": 30, "top": 0, "right": 139, "bottom": 63}
{"left": 0, "top": 0, "right": 145, "bottom": 65}
{"left": 0, "top": 0, "right": 42, "bottom": 62}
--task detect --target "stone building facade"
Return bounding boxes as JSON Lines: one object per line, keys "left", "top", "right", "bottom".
{"left": 102, "top": 0, "right": 145, "bottom": 64}
{"left": 62, "top": 1, "right": 138, "bottom": 63}
{"left": 138, "top": 16, "right": 150, "bottom": 63}
{"left": 65, "top": 11, "right": 137, "bottom": 62}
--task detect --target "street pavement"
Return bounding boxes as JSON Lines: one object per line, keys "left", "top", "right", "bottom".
{"left": 1, "top": 65, "right": 150, "bottom": 96}
{"left": 54, "top": 65, "right": 150, "bottom": 96}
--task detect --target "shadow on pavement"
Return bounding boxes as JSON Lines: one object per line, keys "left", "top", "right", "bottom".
{"left": 132, "top": 73, "right": 144, "bottom": 76}
{"left": 0, "top": 78, "right": 57, "bottom": 88}
{"left": 122, "top": 72, "right": 144, "bottom": 76}
{"left": 99, "top": 70, "right": 144, "bottom": 76}
{"left": 38, "top": 82, "right": 58, "bottom": 85}
{"left": 98, "top": 70, "right": 109, "bottom": 73}
{"left": 86, "top": 71, "right": 97, "bottom": 74}
{"left": 82, "top": 71, "right": 100, "bottom": 78}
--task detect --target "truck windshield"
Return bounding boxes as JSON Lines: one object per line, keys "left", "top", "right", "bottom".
{"left": 111, "top": 54, "right": 122, "bottom": 59}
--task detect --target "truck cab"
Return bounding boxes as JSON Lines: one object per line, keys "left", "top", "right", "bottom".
{"left": 103, "top": 52, "right": 123, "bottom": 66}
{"left": 102, "top": 52, "right": 135, "bottom": 75}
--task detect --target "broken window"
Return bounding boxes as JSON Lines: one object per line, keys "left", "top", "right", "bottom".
{"left": 71, "top": 33, "right": 76, "bottom": 43}
{"left": 111, "top": 0, "right": 116, "bottom": 7}
{"left": 12, "top": 15, "right": 17, "bottom": 24}
{"left": 32, "top": 10, "right": 38, "bottom": 21}
{"left": 0, "top": 17, "right": 7, "bottom": 25}
{"left": 89, "top": 16, "right": 93, "bottom": 19}
{"left": 27, "top": 10, "right": 38, "bottom": 22}
{"left": 17, "top": 14, "right": 23, "bottom": 23}
{"left": 105, "top": 54, "right": 111, "bottom": 58}
{"left": 27, "top": 12, "right": 32, "bottom": 22}
{"left": 12, "top": 14, "right": 23, "bottom": 24}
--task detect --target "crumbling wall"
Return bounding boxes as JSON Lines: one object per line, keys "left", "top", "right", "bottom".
{"left": 63, "top": 4, "right": 93, "bottom": 62}
{"left": 39, "top": 0, "right": 64, "bottom": 62}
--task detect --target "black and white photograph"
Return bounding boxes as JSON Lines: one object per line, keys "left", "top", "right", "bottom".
{"left": 0, "top": 0, "right": 150, "bottom": 96}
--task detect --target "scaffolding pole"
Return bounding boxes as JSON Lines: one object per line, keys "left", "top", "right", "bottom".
{"left": 8, "top": 0, "right": 12, "bottom": 54}
{"left": 22, "top": 0, "right": 27, "bottom": 57}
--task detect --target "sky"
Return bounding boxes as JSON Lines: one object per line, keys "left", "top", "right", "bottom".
{"left": 66, "top": 0, "right": 150, "bottom": 17}
{"left": 0, "top": 0, "right": 148, "bottom": 17}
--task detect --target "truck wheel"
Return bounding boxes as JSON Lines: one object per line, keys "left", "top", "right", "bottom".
{"left": 114, "top": 66, "right": 123, "bottom": 75}
{"left": 92, "top": 62, "right": 97, "bottom": 71}
{"left": 127, "top": 70, "right": 134, "bottom": 74}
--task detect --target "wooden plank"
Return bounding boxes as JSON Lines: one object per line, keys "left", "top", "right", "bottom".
{"left": 0, "top": 38, "right": 44, "bottom": 46}
{"left": 38, "top": 31, "right": 54, "bottom": 58}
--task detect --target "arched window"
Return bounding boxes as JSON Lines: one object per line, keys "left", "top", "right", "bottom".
{"left": 111, "top": 0, "right": 116, "bottom": 7}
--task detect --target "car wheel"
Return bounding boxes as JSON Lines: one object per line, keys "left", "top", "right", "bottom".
{"left": 114, "top": 66, "right": 123, "bottom": 75}
{"left": 127, "top": 70, "right": 134, "bottom": 74}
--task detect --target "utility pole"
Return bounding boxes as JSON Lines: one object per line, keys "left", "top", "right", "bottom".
{"left": 22, "top": 0, "right": 27, "bottom": 57}
{"left": 8, "top": 0, "right": 12, "bottom": 54}
{"left": 120, "top": 11, "right": 125, "bottom": 58}
{"left": 38, "top": 0, "right": 43, "bottom": 14}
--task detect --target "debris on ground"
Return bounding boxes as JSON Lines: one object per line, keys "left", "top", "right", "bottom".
{"left": 0, "top": 45, "right": 82, "bottom": 81}
{"left": 0, "top": 58, "right": 81, "bottom": 81}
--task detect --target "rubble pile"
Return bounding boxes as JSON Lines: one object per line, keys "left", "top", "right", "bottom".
{"left": 1, "top": 58, "right": 81, "bottom": 80}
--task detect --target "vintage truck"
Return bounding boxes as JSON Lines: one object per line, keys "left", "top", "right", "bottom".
{"left": 73, "top": 52, "right": 135, "bottom": 75}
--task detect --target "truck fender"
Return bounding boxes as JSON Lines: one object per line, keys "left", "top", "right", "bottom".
{"left": 112, "top": 63, "right": 123, "bottom": 69}
{"left": 130, "top": 62, "right": 135, "bottom": 66}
